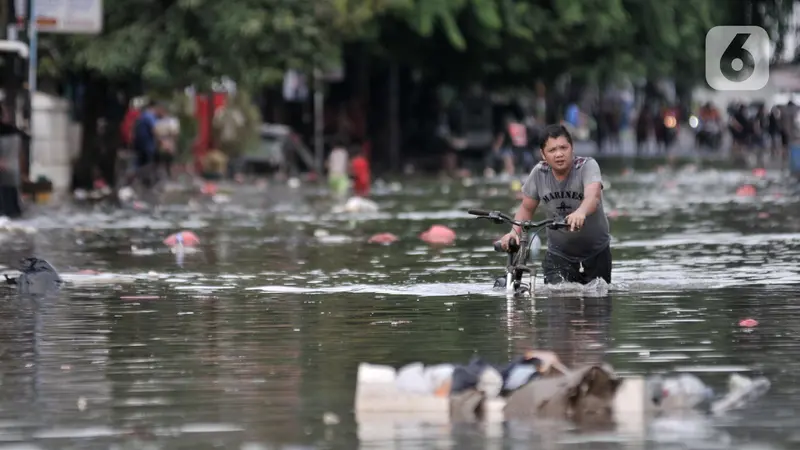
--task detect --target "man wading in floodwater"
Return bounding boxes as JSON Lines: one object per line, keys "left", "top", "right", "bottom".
{"left": 499, "top": 124, "right": 611, "bottom": 284}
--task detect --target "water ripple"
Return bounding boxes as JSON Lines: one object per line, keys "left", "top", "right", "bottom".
{"left": 0, "top": 169, "right": 797, "bottom": 448}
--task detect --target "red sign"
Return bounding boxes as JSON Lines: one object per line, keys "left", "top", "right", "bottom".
{"left": 192, "top": 92, "right": 228, "bottom": 172}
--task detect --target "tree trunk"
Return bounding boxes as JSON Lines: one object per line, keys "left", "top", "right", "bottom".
{"left": 71, "top": 72, "right": 107, "bottom": 191}
{"left": 358, "top": 43, "right": 370, "bottom": 144}
{"left": 99, "top": 87, "right": 128, "bottom": 192}
{"left": 388, "top": 61, "right": 399, "bottom": 172}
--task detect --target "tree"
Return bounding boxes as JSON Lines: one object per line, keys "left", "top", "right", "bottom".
{"left": 363, "top": 0, "right": 709, "bottom": 88}
{"left": 366, "top": 0, "right": 795, "bottom": 88}
{"left": 53, "top": 0, "right": 367, "bottom": 89}
{"left": 725, "top": 0, "right": 797, "bottom": 63}
{"left": 37, "top": 0, "right": 800, "bottom": 187}
{"left": 211, "top": 90, "right": 262, "bottom": 159}
{"left": 39, "top": 0, "right": 374, "bottom": 190}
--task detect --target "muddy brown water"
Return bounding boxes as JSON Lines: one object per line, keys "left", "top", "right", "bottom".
{"left": 0, "top": 166, "right": 799, "bottom": 449}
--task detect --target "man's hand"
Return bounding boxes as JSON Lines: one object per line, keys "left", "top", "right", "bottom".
{"left": 524, "top": 350, "right": 566, "bottom": 375}
{"left": 499, "top": 231, "right": 518, "bottom": 251}
{"left": 565, "top": 210, "right": 586, "bottom": 231}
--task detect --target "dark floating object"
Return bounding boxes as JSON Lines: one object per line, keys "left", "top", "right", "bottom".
{"left": 5, "top": 257, "right": 63, "bottom": 295}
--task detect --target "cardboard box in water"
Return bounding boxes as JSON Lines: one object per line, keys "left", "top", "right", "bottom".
{"left": 355, "top": 363, "right": 648, "bottom": 443}
{"left": 355, "top": 363, "right": 506, "bottom": 418}
{"left": 355, "top": 363, "right": 506, "bottom": 443}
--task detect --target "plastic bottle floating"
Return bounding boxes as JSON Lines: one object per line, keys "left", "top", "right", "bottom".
{"left": 739, "top": 318, "right": 758, "bottom": 328}
{"left": 200, "top": 182, "right": 217, "bottom": 195}
{"left": 368, "top": 233, "right": 399, "bottom": 245}
{"left": 736, "top": 185, "right": 756, "bottom": 197}
{"left": 163, "top": 231, "right": 200, "bottom": 248}
{"left": 420, "top": 225, "right": 456, "bottom": 245}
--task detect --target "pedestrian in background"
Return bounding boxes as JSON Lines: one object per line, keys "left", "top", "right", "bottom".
{"left": 327, "top": 142, "right": 350, "bottom": 198}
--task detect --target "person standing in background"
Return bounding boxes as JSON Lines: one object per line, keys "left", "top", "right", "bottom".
{"left": 132, "top": 101, "right": 161, "bottom": 188}
{"left": 327, "top": 142, "right": 349, "bottom": 198}
{"left": 121, "top": 101, "right": 141, "bottom": 150}
{"left": 0, "top": 103, "right": 22, "bottom": 218}
{"left": 728, "top": 103, "right": 749, "bottom": 161}
{"left": 768, "top": 105, "right": 782, "bottom": 159}
{"left": 636, "top": 103, "right": 654, "bottom": 155}
{"left": 781, "top": 101, "right": 799, "bottom": 167}
{"left": 486, "top": 115, "right": 524, "bottom": 176}
{"left": 753, "top": 104, "right": 769, "bottom": 166}
{"left": 154, "top": 112, "right": 180, "bottom": 180}
{"left": 349, "top": 144, "right": 371, "bottom": 197}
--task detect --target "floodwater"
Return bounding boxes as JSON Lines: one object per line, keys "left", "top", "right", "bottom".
{"left": 0, "top": 164, "right": 799, "bottom": 449}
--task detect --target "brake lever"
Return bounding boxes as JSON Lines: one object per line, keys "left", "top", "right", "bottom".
{"left": 475, "top": 214, "right": 506, "bottom": 225}
{"left": 487, "top": 213, "right": 508, "bottom": 225}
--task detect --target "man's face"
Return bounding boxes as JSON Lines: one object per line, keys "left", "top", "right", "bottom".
{"left": 540, "top": 136, "right": 573, "bottom": 172}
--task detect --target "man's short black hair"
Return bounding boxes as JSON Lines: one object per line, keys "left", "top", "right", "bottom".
{"left": 539, "top": 124, "right": 574, "bottom": 150}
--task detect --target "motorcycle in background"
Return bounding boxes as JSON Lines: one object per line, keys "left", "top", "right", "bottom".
{"left": 689, "top": 115, "right": 722, "bottom": 150}
{"left": 656, "top": 107, "right": 679, "bottom": 151}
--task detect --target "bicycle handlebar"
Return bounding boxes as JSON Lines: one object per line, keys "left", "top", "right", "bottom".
{"left": 468, "top": 209, "right": 567, "bottom": 230}
{"left": 494, "top": 239, "right": 519, "bottom": 253}
{"left": 469, "top": 209, "right": 570, "bottom": 254}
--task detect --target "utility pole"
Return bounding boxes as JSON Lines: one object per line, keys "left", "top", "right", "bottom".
{"left": 26, "top": 0, "right": 34, "bottom": 93}
{"left": 21, "top": 0, "right": 34, "bottom": 181}
{"left": 388, "top": 62, "right": 399, "bottom": 172}
{"left": 313, "top": 68, "right": 324, "bottom": 175}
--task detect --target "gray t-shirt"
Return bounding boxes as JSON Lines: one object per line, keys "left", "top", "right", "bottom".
{"left": 521, "top": 157, "right": 610, "bottom": 261}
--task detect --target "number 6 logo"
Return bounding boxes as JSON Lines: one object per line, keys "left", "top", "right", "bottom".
{"left": 706, "top": 26, "right": 769, "bottom": 91}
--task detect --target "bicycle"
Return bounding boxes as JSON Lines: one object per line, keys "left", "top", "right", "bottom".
{"left": 468, "top": 209, "right": 568, "bottom": 297}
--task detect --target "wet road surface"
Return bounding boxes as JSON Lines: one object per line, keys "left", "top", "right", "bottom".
{"left": 0, "top": 164, "right": 799, "bottom": 449}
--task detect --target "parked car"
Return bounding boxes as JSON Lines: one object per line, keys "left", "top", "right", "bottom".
{"left": 231, "top": 123, "right": 314, "bottom": 176}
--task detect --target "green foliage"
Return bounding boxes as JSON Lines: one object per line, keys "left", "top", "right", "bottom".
{"left": 211, "top": 90, "right": 262, "bottom": 158}
{"left": 369, "top": 0, "right": 637, "bottom": 85}
{"left": 41, "top": 0, "right": 371, "bottom": 90}
{"left": 370, "top": 0, "right": 794, "bottom": 87}
{"left": 170, "top": 93, "right": 200, "bottom": 163}
{"left": 37, "top": 0, "right": 800, "bottom": 94}
{"left": 723, "top": 0, "right": 797, "bottom": 63}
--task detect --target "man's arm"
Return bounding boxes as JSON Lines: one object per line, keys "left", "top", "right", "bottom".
{"left": 514, "top": 166, "right": 540, "bottom": 235}
{"left": 576, "top": 158, "right": 603, "bottom": 216}
{"left": 576, "top": 182, "right": 602, "bottom": 216}
{"left": 511, "top": 196, "right": 539, "bottom": 236}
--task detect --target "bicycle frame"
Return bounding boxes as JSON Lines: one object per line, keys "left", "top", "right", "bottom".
{"left": 468, "top": 209, "right": 567, "bottom": 296}
{"left": 502, "top": 224, "right": 541, "bottom": 296}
